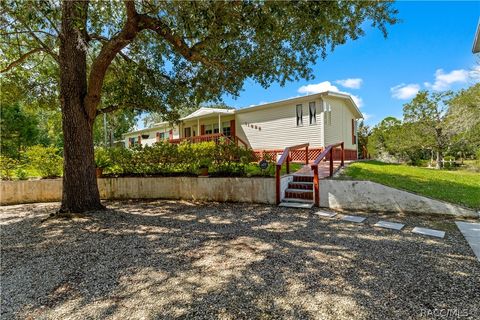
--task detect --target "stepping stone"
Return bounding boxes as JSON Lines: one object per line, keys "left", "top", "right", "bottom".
{"left": 341, "top": 215, "right": 366, "bottom": 223}
{"left": 314, "top": 210, "right": 337, "bottom": 218}
{"left": 455, "top": 221, "right": 480, "bottom": 262}
{"left": 412, "top": 227, "right": 445, "bottom": 238}
{"left": 374, "top": 220, "right": 404, "bottom": 231}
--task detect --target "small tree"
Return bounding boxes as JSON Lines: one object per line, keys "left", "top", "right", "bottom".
{"left": 403, "top": 90, "right": 453, "bottom": 169}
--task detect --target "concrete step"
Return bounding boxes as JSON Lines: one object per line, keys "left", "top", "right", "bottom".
{"left": 282, "top": 198, "right": 314, "bottom": 204}
{"left": 279, "top": 201, "right": 314, "bottom": 209}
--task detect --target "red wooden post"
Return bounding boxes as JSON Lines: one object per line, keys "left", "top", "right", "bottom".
{"left": 341, "top": 142, "right": 345, "bottom": 166}
{"left": 275, "top": 164, "right": 281, "bottom": 204}
{"left": 329, "top": 149, "right": 333, "bottom": 177}
{"left": 305, "top": 146, "right": 309, "bottom": 164}
{"left": 286, "top": 152, "right": 290, "bottom": 174}
{"left": 312, "top": 165, "right": 319, "bottom": 207}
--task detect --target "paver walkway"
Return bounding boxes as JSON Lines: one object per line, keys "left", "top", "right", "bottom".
{"left": 456, "top": 221, "right": 480, "bottom": 262}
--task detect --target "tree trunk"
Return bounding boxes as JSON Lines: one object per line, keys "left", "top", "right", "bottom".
{"left": 435, "top": 150, "right": 443, "bottom": 170}
{"left": 59, "top": 0, "right": 103, "bottom": 213}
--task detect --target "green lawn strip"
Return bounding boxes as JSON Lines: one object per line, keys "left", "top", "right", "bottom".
{"left": 339, "top": 160, "right": 480, "bottom": 210}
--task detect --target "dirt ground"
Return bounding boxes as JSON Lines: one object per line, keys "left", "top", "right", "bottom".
{"left": 1, "top": 200, "right": 479, "bottom": 319}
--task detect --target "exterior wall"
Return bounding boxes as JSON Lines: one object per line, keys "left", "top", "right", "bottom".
{"left": 0, "top": 177, "right": 276, "bottom": 205}
{"left": 235, "top": 97, "right": 324, "bottom": 149}
{"left": 323, "top": 96, "right": 357, "bottom": 151}
{"left": 124, "top": 126, "right": 179, "bottom": 147}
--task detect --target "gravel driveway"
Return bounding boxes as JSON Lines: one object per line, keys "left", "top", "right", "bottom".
{"left": 1, "top": 200, "right": 479, "bottom": 319}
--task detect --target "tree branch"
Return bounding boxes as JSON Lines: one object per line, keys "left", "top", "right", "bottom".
{"left": 96, "top": 104, "right": 120, "bottom": 115}
{"left": 138, "top": 15, "right": 225, "bottom": 70}
{"left": 85, "top": 0, "right": 140, "bottom": 120}
{"left": 0, "top": 48, "right": 44, "bottom": 73}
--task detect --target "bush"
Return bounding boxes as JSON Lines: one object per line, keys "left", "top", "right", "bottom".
{"left": 24, "top": 145, "right": 63, "bottom": 178}
{"left": 103, "top": 141, "right": 256, "bottom": 177}
{"left": 0, "top": 156, "right": 19, "bottom": 180}
{"left": 94, "top": 147, "right": 112, "bottom": 169}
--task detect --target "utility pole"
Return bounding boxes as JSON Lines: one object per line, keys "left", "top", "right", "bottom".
{"left": 103, "top": 113, "right": 108, "bottom": 147}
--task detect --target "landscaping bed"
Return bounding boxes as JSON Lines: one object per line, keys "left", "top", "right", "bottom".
{"left": 1, "top": 200, "right": 479, "bottom": 319}
{"left": 338, "top": 160, "right": 480, "bottom": 210}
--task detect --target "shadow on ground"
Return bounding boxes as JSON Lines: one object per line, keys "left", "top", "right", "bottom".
{"left": 1, "top": 200, "right": 479, "bottom": 319}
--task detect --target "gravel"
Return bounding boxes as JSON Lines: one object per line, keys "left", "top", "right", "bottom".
{"left": 1, "top": 200, "right": 479, "bottom": 319}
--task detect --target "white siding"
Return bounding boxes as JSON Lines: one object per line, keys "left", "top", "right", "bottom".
{"left": 124, "top": 126, "right": 179, "bottom": 147}
{"left": 235, "top": 98, "right": 324, "bottom": 149}
{"left": 323, "top": 97, "right": 357, "bottom": 150}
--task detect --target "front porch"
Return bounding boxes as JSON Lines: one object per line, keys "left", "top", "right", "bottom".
{"left": 167, "top": 107, "right": 248, "bottom": 147}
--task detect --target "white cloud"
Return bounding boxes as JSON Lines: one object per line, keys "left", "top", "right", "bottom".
{"left": 362, "top": 113, "right": 373, "bottom": 121}
{"left": 424, "top": 69, "right": 471, "bottom": 91}
{"left": 335, "top": 78, "right": 363, "bottom": 89}
{"left": 297, "top": 81, "right": 363, "bottom": 107}
{"left": 390, "top": 83, "right": 420, "bottom": 100}
{"left": 298, "top": 81, "right": 340, "bottom": 94}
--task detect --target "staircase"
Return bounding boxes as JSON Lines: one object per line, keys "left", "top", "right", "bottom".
{"left": 279, "top": 175, "right": 314, "bottom": 208}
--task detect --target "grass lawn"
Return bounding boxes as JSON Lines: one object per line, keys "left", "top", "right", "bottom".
{"left": 339, "top": 160, "right": 480, "bottom": 210}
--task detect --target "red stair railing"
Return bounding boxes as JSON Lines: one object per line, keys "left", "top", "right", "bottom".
{"left": 275, "top": 143, "right": 310, "bottom": 204}
{"left": 311, "top": 142, "right": 344, "bottom": 207}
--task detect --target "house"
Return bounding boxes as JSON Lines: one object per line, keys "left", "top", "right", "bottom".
{"left": 123, "top": 91, "right": 363, "bottom": 160}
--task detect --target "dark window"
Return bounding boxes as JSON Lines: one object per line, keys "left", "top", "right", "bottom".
{"left": 309, "top": 102, "right": 316, "bottom": 125}
{"left": 223, "top": 126, "right": 231, "bottom": 136}
{"left": 296, "top": 104, "right": 303, "bottom": 126}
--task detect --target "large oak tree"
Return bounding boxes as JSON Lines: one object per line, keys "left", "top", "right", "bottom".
{"left": 1, "top": 0, "right": 397, "bottom": 213}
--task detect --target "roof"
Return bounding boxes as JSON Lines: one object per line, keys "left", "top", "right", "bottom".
{"left": 473, "top": 19, "right": 480, "bottom": 54}
{"left": 236, "top": 91, "right": 363, "bottom": 119}
{"left": 180, "top": 107, "right": 235, "bottom": 121}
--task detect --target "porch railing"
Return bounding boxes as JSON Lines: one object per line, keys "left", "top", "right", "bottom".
{"left": 169, "top": 133, "right": 235, "bottom": 145}
{"left": 275, "top": 143, "right": 310, "bottom": 204}
{"left": 311, "top": 142, "right": 344, "bottom": 207}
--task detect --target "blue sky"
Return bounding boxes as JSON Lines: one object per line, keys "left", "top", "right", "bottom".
{"left": 221, "top": 1, "right": 480, "bottom": 126}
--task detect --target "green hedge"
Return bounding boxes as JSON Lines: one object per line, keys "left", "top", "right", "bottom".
{"left": 101, "top": 140, "right": 260, "bottom": 177}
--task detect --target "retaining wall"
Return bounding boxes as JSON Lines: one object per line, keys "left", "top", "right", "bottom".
{"left": 1, "top": 177, "right": 477, "bottom": 218}
{"left": 0, "top": 177, "right": 276, "bottom": 205}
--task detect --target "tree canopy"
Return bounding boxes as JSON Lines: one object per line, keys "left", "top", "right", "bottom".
{"left": 0, "top": 0, "right": 398, "bottom": 213}
{"left": 1, "top": 1, "right": 398, "bottom": 117}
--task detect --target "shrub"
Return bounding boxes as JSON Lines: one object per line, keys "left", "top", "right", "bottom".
{"left": 15, "top": 168, "right": 28, "bottom": 180}
{"left": 103, "top": 141, "right": 256, "bottom": 177}
{"left": 94, "top": 147, "right": 112, "bottom": 169}
{"left": 24, "top": 145, "right": 63, "bottom": 178}
{"left": 0, "top": 156, "right": 19, "bottom": 180}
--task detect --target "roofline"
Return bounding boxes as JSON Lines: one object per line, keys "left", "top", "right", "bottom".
{"left": 236, "top": 92, "right": 363, "bottom": 119}
{"left": 473, "top": 19, "right": 480, "bottom": 54}
{"left": 123, "top": 92, "right": 363, "bottom": 137}
{"left": 122, "top": 122, "right": 170, "bottom": 137}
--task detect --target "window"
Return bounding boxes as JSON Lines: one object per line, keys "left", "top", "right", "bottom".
{"left": 205, "top": 124, "right": 213, "bottom": 135}
{"left": 324, "top": 103, "right": 332, "bottom": 125}
{"left": 184, "top": 127, "right": 191, "bottom": 137}
{"left": 213, "top": 123, "right": 219, "bottom": 134}
{"left": 222, "top": 121, "right": 231, "bottom": 136}
{"left": 159, "top": 132, "right": 166, "bottom": 140}
{"left": 296, "top": 104, "right": 303, "bottom": 126}
{"left": 309, "top": 102, "right": 316, "bottom": 125}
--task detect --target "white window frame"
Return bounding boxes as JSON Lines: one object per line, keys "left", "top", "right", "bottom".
{"left": 296, "top": 104, "right": 303, "bottom": 126}
{"left": 309, "top": 101, "right": 316, "bottom": 125}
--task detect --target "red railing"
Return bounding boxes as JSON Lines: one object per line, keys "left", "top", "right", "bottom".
{"left": 170, "top": 133, "right": 236, "bottom": 145}
{"left": 275, "top": 143, "right": 309, "bottom": 204}
{"left": 311, "top": 142, "right": 344, "bottom": 207}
